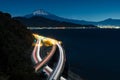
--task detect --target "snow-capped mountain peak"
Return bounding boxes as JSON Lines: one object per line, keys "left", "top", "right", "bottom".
{"left": 33, "top": 9, "right": 49, "bottom": 16}
{"left": 24, "top": 9, "right": 64, "bottom": 21}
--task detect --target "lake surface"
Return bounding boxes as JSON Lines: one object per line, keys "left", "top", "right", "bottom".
{"left": 32, "top": 29, "right": 120, "bottom": 80}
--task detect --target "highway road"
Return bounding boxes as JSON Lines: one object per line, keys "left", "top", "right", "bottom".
{"left": 31, "top": 34, "right": 66, "bottom": 80}
{"left": 35, "top": 45, "right": 56, "bottom": 72}
{"left": 48, "top": 43, "right": 65, "bottom": 80}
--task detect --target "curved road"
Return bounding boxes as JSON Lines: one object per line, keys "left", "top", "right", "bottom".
{"left": 32, "top": 34, "right": 66, "bottom": 80}
{"left": 49, "top": 43, "right": 65, "bottom": 80}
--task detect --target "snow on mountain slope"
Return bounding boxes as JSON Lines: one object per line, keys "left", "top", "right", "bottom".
{"left": 33, "top": 9, "right": 49, "bottom": 16}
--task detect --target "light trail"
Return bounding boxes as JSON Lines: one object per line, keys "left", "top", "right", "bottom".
{"left": 37, "top": 39, "right": 42, "bottom": 61}
{"left": 49, "top": 43, "right": 65, "bottom": 80}
{"left": 32, "top": 39, "right": 52, "bottom": 75}
{"left": 36, "top": 40, "right": 66, "bottom": 80}
{"left": 35, "top": 39, "right": 53, "bottom": 75}
{"left": 34, "top": 44, "right": 56, "bottom": 72}
{"left": 32, "top": 40, "right": 39, "bottom": 63}
{"left": 32, "top": 34, "right": 66, "bottom": 80}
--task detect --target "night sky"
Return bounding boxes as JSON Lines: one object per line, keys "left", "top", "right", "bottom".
{"left": 0, "top": 0, "right": 120, "bottom": 21}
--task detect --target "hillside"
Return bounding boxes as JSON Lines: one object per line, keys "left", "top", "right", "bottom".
{"left": 0, "top": 11, "right": 44, "bottom": 80}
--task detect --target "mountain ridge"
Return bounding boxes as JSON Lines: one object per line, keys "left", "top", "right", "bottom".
{"left": 24, "top": 9, "right": 95, "bottom": 25}
{"left": 14, "top": 16, "right": 96, "bottom": 28}
{"left": 14, "top": 10, "right": 96, "bottom": 27}
{"left": 14, "top": 9, "right": 120, "bottom": 26}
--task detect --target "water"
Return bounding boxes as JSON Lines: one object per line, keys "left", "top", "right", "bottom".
{"left": 32, "top": 29, "right": 120, "bottom": 80}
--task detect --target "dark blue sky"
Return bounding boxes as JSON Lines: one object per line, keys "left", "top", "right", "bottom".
{"left": 0, "top": 0, "right": 120, "bottom": 21}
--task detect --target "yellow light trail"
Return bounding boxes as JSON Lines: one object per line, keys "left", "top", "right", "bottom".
{"left": 32, "top": 33, "right": 61, "bottom": 46}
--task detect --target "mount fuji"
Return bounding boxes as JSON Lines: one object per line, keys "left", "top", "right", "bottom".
{"left": 13, "top": 9, "right": 96, "bottom": 27}
{"left": 24, "top": 9, "right": 95, "bottom": 24}
{"left": 24, "top": 9, "right": 66, "bottom": 21}
{"left": 14, "top": 9, "right": 120, "bottom": 26}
